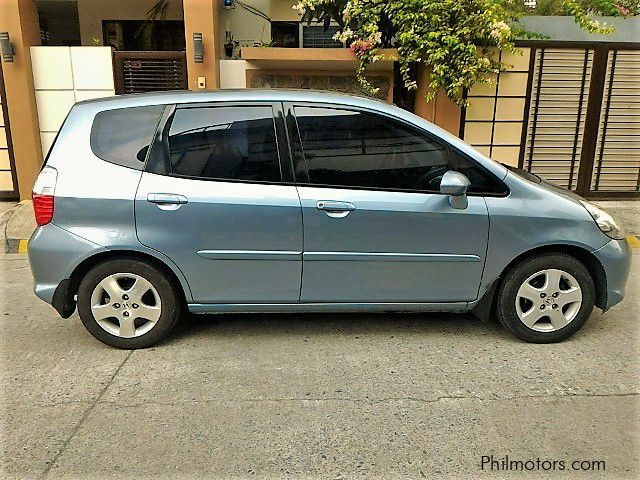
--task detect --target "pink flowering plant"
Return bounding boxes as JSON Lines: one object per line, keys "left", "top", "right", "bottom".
{"left": 350, "top": 39, "right": 374, "bottom": 56}
{"left": 294, "top": 0, "right": 638, "bottom": 106}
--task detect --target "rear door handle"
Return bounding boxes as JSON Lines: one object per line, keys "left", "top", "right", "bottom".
{"left": 147, "top": 193, "right": 188, "bottom": 211}
{"left": 147, "top": 193, "right": 188, "bottom": 207}
{"left": 316, "top": 201, "right": 356, "bottom": 212}
{"left": 316, "top": 200, "right": 356, "bottom": 218}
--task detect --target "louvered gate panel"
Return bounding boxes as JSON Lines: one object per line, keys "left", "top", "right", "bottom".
{"left": 114, "top": 51, "right": 187, "bottom": 95}
{"left": 524, "top": 48, "right": 593, "bottom": 190}
{"left": 591, "top": 50, "right": 640, "bottom": 192}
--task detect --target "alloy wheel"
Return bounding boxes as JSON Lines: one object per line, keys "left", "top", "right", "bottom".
{"left": 515, "top": 268, "right": 583, "bottom": 332}
{"left": 90, "top": 273, "right": 162, "bottom": 338}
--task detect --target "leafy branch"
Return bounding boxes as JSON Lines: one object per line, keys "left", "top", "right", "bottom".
{"left": 294, "top": 0, "right": 638, "bottom": 106}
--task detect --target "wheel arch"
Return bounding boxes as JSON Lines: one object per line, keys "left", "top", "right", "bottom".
{"left": 54, "top": 249, "right": 191, "bottom": 318}
{"left": 473, "top": 244, "right": 607, "bottom": 321}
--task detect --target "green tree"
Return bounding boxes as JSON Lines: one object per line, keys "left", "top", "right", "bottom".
{"left": 294, "top": 0, "right": 638, "bottom": 106}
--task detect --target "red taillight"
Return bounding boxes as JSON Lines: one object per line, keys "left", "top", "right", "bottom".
{"left": 32, "top": 166, "right": 58, "bottom": 226}
{"left": 32, "top": 193, "right": 54, "bottom": 226}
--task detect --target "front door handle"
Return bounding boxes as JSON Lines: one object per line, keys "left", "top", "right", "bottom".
{"left": 147, "top": 193, "right": 188, "bottom": 210}
{"left": 147, "top": 193, "right": 188, "bottom": 205}
{"left": 316, "top": 200, "right": 356, "bottom": 218}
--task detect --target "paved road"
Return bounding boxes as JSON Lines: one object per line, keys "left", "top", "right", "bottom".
{"left": 1, "top": 252, "right": 638, "bottom": 479}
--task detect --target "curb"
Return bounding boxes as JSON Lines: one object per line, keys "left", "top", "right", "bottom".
{"left": 5, "top": 238, "right": 29, "bottom": 254}
{"left": 627, "top": 235, "right": 640, "bottom": 250}
{"left": 2, "top": 200, "right": 36, "bottom": 254}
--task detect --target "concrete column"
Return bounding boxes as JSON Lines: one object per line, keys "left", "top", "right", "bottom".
{"left": 414, "top": 64, "right": 462, "bottom": 137}
{"left": 0, "top": 0, "right": 43, "bottom": 200}
{"left": 183, "top": 0, "right": 220, "bottom": 90}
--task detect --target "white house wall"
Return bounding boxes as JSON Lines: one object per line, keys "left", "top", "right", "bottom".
{"left": 219, "top": 60, "right": 251, "bottom": 88}
{"left": 270, "top": 0, "right": 300, "bottom": 22}
{"left": 220, "top": 0, "right": 272, "bottom": 55}
{"left": 31, "top": 46, "right": 115, "bottom": 156}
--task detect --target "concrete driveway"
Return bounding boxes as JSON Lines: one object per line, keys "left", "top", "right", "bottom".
{"left": 1, "top": 250, "right": 638, "bottom": 479}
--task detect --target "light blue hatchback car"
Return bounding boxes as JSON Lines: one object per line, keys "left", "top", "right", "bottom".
{"left": 28, "top": 90, "right": 631, "bottom": 348}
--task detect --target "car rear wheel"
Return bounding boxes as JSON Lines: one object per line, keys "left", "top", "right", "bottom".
{"left": 496, "top": 254, "right": 595, "bottom": 343}
{"left": 77, "top": 258, "right": 181, "bottom": 348}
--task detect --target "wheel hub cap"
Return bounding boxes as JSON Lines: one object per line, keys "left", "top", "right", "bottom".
{"left": 90, "top": 273, "right": 162, "bottom": 338}
{"left": 515, "top": 268, "right": 583, "bottom": 333}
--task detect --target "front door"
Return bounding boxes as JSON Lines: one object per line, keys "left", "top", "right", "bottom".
{"left": 290, "top": 105, "right": 496, "bottom": 303}
{"left": 135, "top": 103, "right": 302, "bottom": 304}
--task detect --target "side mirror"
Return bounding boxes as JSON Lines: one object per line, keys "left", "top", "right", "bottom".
{"left": 440, "top": 171, "right": 470, "bottom": 210}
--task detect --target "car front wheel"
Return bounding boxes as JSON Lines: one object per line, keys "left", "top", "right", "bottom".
{"left": 77, "top": 258, "right": 181, "bottom": 348}
{"left": 496, "top": 253, "right": 595, "bottom": 343}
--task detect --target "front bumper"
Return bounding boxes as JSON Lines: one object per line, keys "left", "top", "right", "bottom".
{"left": 593, "top": 238, "right": 632, "bottom": 310}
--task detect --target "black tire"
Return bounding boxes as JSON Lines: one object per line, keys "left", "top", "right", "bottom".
{"left": 496, "top": 253, "right": 595, "bottom": 343}
{"left": 77, "top": 258, "right": 182, "bottom": 349}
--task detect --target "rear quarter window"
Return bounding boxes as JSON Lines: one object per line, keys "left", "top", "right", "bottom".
{"left": 90, "top": 105, "right": 164, "bottom": 170}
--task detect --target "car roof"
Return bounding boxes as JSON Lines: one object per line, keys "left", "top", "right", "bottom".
{"left": 76, "top": 89, "right": 390, "bottom": 110}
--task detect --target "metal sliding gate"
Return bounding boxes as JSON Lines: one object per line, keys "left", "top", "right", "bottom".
{"left": 591, "top": 50, "right": 640, "bottom": 193}
{"left": 521, "top": 44, "right": 640, "bottom": 198}
{"left": 113, "top": 51, "right": 187, "bottom": 95}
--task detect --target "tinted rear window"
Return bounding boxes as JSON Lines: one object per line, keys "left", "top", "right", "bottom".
{"left": 167, "top": 106, "right": 281, "bottom": 182}
{"left": 90, "top": 105, "right": 164, "bottom": 169}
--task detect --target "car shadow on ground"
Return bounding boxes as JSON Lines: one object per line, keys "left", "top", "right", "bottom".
{"left": 165, "top": 311, "right": 518, "bottom": 345}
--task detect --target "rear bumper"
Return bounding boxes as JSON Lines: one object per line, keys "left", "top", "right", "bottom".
{"left": 593, "top": 238, "right": 632, "bottom": 310}
{"left": 28, "top": 223, "right": 99, "bottom": 308}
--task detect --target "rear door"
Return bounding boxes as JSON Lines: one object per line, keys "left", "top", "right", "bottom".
{"left": 135, "top": 102, "right": 303, "bottom": 304}
{"left": 288, "top": 104, "right": 499, "bottom": 304}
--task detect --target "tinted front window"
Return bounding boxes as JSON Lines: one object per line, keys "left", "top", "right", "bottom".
{"left": 167, "top": 106, "right": 281, "bottom": 182}
{"left": 90, "top": 105, "right": 164, "bottom": 169}
{"left": 295, "top": 106, "right": 505, "bottom": 194}
{"left": 295, "top": 107, "right": 449, "bottom": 191}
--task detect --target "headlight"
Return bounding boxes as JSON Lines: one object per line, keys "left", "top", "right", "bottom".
{"left": 579, "top": 200, "right": 625, "bottom": 240}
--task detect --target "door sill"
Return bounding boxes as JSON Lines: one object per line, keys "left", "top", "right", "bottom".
{"left": 187, "top": 302, "right": 469, "bottom": 314}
